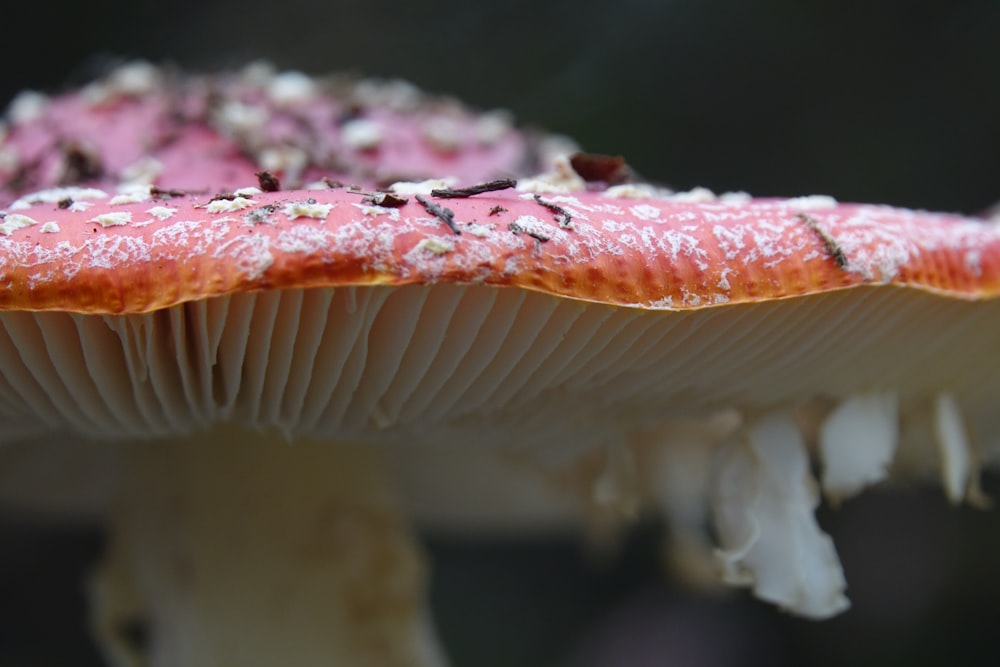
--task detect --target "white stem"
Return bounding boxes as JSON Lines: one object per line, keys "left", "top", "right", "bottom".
{"left": 89, "top": 430, "right": 447, "bottom": 667}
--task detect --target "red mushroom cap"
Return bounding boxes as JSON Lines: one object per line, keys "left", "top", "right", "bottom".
{"left": 0, "top": 187, "right": 997, "bottom": 314}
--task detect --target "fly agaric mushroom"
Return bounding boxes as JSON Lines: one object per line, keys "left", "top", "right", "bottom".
{"left": 2, "top": 63, "right": 1000, "bottom": 665}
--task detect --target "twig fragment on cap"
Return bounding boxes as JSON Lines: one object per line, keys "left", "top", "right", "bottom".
{"left": 569, "top": 152, "right": 631, "bottom": 184}
{"left": 362, "top": 192, "right": 408, "bottom": 208}
{"left": 533, "top": 194, "right": 572, "bottom": 228}
{"left": 151, "top": 186, "right": 206, "bottom": 199}
{"left": 430, "top": 178, "right": 517, "bottom": 199}
{"left": 415, "top": 194, "right": 461, "bottom": 234}
{"left": 508, "top": 220, "right": 550, "bottom": 243}
{"left": 256, "top": 171, "right": 281, "bottom": 192}
{"left": 797, "top": 212, "right": 847, "bottom": 269}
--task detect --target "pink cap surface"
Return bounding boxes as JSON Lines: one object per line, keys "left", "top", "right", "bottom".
{"left": 0, "top": 187, "right": 999, "bottom": 314}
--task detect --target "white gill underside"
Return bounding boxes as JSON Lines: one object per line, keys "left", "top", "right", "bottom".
{"left": 0, "top": 284, "right": 997, "bottom": 620}
{"left": 0, "top": 284, "right": 996, "bottom": 455}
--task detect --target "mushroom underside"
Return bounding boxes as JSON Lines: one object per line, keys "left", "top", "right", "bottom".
{"left": 0, "top": 282, "right": 996, "bottom": 665}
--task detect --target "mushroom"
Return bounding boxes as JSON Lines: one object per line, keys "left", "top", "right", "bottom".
{"left": 2, "top": 63, "right": 1000, "bottom": 665}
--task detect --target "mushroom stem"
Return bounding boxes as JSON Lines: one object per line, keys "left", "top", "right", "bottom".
{"left": 89, "top": 429, "right": 446, "bottom": 667}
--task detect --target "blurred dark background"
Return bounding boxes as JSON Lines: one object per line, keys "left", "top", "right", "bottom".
{"left": 3, "top": 0, "right": 1000, "bottom": 665}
